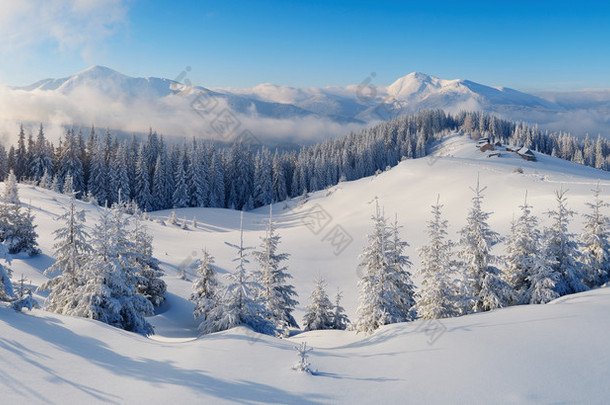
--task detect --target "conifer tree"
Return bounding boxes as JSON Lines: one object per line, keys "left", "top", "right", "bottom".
{"left": 332, "top": 288, "right": 350, "bottom": 330}
{"left": 385, "top": 214, "right": 417, "bottom": 322}
{"left": 109, "top": 144, "right": 131, "bottom": 205}
{"left": 135, "top": 146, "right": 153, "bottom": 212}
{"left": 579, "top": 184, "right": 610, "bottom": 287}
{"left": 527, "top": 243, "right": 560, "bottom": 304}
{"left": 172, "top": 150, "right": 189, "bottom": 208}
{"left": 458, "top": 177, "right": 510, "bottom": 313}
{"left": 209, "top": 148, "right": 226, "bottom": 208}
{"left": 39, "top": 193, "right": 91, "bottom": 313}
{"left": 356, "top": 203, "right": 416, "bottom": 332}
{"left": 303, "top": 277, "right": 334, "bottom": 331}
{"left": 253, "top": 205, "right": 298, "bottom": 335}
{"left": 39, "top": 168, "right": 52, "bottom": 189}
{"left": 202, "top": 212, "right": 274, "bottom": 335}
{"left": 253, "top": 151, "right": 273, "bottom": 207}
{"left": 58, "top": 129, "right": 85, "bottom": 193}
{"left": 29, "top": 124, "right": 54, "bottom": 183}
{"left": 355, "top": 203, "right": 391, "bottom": 333}
{"left": 68, "top": 206, "right": 154, "bottom": 335}
{"left": 130, "top": 206, "right": 166, "bottom": 306}
{"left": 416, "top": 196, "right": 461, "bottom": 319}
{"left": 12, "top": 274, "right": 38, "bottom": 311}
{"left": 187, "top": 146, "right": 209, "bottom": 207}
{"left": 272, "top": 152, "right": 288, "bottom": 203}
{"left": 191, "top": 249, "right": 220, "bottom": 330}
{"left": 503, "top": 192, "right": 540, "bottom": 304}
{"left": 62, "top": 173, "right": 74, "bottom": 195}
{"left": 0, "top": 171, "right": 40, "bottom": 255}
{"left": 0, "top": 242, "right": 13, "bottom": 302}
{"left": 544, "top": 189, "right": 588, "bottom": 296}
{"left": 14, "top": 124, "right": 27, "bottom": 181}
{"left": 88, "top": 142, "right": 109, "bottom": 205}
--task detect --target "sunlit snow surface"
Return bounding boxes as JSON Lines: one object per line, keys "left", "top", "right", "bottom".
{"left": 3, "top": 134, "right": 610, "bottom": 403}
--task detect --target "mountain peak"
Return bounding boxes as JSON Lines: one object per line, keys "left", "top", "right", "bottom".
{"left": 76, "top": 65, "right": 126, "bottom": 80}
{"left": 82, "top": 65, "right": 116, "bottom": 73}
{"left": 387, "top": 72, "right": 445, "bottom": 99}
{"left": 403, "top": 71, "right": 436, "bottom": 80}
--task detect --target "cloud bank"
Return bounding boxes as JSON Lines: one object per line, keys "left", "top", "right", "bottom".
{"left": 0, "top": 84, "right": 365, "bottom": 145}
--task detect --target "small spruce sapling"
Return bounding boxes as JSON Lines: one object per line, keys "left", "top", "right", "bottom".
{"left": 292, "top": 342, "right": 315, "bottom": 374}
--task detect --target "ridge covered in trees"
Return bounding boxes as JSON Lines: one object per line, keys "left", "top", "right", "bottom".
{"left": 3, "top": 110, "right": 609, "bottom": 213}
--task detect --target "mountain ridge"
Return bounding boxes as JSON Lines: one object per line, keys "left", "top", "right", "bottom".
{"left": 5, "top": 66, "right": 610, "bottom": 141}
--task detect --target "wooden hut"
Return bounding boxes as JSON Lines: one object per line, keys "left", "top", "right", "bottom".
{"left": 517, "top": 147, "right": 536, "bottom": 161}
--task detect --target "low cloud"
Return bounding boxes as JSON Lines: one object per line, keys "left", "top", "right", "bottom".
{"left": 0, "top": 84, "right": 365, "bottom": 145}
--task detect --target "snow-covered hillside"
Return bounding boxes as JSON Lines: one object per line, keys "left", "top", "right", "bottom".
{"left": 3, "top": 133, "right": 610, "bottom": 403}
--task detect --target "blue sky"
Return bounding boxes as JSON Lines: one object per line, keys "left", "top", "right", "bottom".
{"left": 1, "top": 0, "right": 609, "bottom": 90}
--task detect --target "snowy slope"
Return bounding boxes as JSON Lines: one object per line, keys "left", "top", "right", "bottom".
{"left": 4, "top": 133, "right": 610, "bottom": 403}
{"left": 2, "top": 286, "right": 610, "bottom": 404}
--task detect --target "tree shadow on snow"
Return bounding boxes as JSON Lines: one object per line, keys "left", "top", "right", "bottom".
{"left": 1, "top": 312, "right": 330, "bottom": 404}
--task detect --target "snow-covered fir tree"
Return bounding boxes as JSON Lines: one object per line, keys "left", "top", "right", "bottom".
{"left": 2, "top": 170, "right": 19, "bottom": 204}
{"left": 292, "top": 342, "right": 315, "bottom": 374}
{"left": 167, "top": 208, "right": 177, "bottom": 225}
{"left": 12, "top": 274, "right": 38, "bottom": 312}
{"left": 209, "top": 149, "right": 225, "bottom": 208}
{"left": 134, "top": 145, "right": 153, "bottom": 212}
{"left": 67, "top": 206, "right": 154, "bottom": 335}
{"left": 0, "top": 242, "right": 13, "bottom": 302}
{"left": 544, "top": 189, "right": 588, "bottom": 296}
{"left": 152, "top": 150, "right": 174, "bottom": 210}
{"left": 10, "top": 204, "right": 40, "bottom": 256}
{"left": 88, "top": 141, "right": 109, "bottom": 206}
{"left": 13, "top": 125, "right": 27, "bottom": 181}
{"left": 28, "top": 125, "right": 53, "bottom": 182}
{"left": 58, "top": 129, "right": 85, "bottom": 193}
{"left": 415, "top": 196, "right": 461, "bottom": 319}
{"left": 385, "top": 214, "right": 417, "bottom": 321}
{"left": 356, "top": 202, "right": 416, "bottom": 333}
{"left": 109, "top": 144, "right": 131, "bottom": 206}
{"left": 62, "top": 173, "right": 74, "bottom": 195}
{"left": 172, "top": 150, "right": 189, "bottom": 208}
{"left": 201, "top": 212, "right": 274, "bottom": 335}
{"left": 253, "top": 150, "right": 274, "bottom": 207}
{"left": 187, "top": 146, "right": 209, "bottom": 207}
{"left": 355, "top": 203, "right": 391, "bottom": 333}
{"left": 0, "top": 170, "right": 40, "bottom": 255}
{"left": 39, "top": 193, "right": 91, "bottom": 313}
{"left": 302, "top": 277, "right": 335, "bottom": 331}
{"left": 129, "top": 206, "right": 166, "bottom": 307}
{"left": 332, "top": 288, "right": 350, "bottom": 330}
{"left": 527, "top": 243, "right": 560, "bottom": 304}
{"left": 50, "top": 174, "right": 60, "bottom": 193}
{"left": 253, "top": 205, "right": 298, "bottom": 336}
{"left": 458, "top": 177, "right": 511, "bottom": 313}
{"left": 190, "top": 249, "right": 220, "bottom": 331}
{"left": 503, "top": 192, "right": 541, "bottom": 304}
{"left": 579, "top": 184, "right": 610, "bottom": 287}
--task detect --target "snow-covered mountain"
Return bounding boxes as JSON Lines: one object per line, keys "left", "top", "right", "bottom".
{"left": 16, "top": 65, "right": 326, "bottom": 121}
{"left": 4, "top": 133, "right": 610, "bottom": 402}
{"left": 382, "top": 71, "right": 558, "bottom": 112}
{"left": 3, "top": 66, "right": 610, "bottom": 141}
{"left": 219, "top": 71, "right": 562, "bottom": 121}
